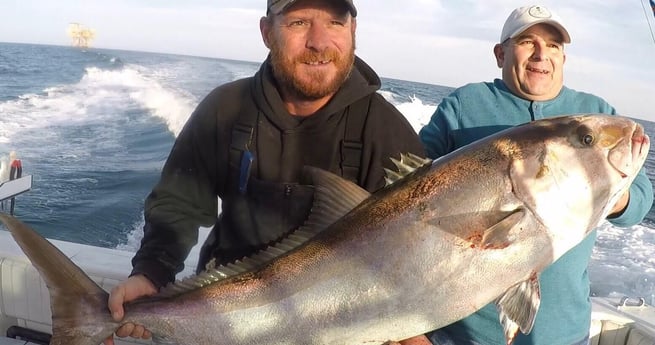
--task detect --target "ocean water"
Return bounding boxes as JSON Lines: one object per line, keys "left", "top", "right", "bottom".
{"left": 0, "top": 42, "right": 653, "bottom": 300}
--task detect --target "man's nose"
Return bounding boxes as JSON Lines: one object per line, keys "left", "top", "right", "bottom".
{"left": 531, "top": 42, "right": 548, "bottom": 61}
{"left": 306, "top": 24, "right": 330, "bottom": 51}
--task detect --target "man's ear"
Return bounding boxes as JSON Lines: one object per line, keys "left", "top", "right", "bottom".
{"left": 493, "top": 43, "right": 504, "bottom": 68}
{"left": 562, "top": 51, "right": 566, "bottom": 65}
{"left": 260, "top": 16, "right": 272, "bottom": 49}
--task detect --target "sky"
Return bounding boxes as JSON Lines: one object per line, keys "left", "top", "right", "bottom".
{"left": 1, "top": 0, "right": 654, "bottom": 121}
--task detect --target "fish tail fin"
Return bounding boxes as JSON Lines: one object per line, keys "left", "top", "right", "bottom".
{"left": 0, "top": 213, "right": 117, "bottom": 345}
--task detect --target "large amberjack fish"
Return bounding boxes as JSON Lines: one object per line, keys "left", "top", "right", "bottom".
{"left": 0, "top": 114, "right": 649, "bottom": 345}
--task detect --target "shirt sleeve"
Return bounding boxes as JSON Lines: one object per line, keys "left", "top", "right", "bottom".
{"left": 419, "top": 94, "right": 459, "bottom": 159}
{"left": 131, "top": 96, "right": 221, "bottom": 288}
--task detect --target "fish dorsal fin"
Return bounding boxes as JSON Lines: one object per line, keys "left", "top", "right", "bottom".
{"left": 495, "top": 273, "right": 541, "bottom": 344}
{"left": 158, "top": 167, "right": 371, "bottom": 298}
{"left": 384, "top": 153, "right": 432, "bottom": 186}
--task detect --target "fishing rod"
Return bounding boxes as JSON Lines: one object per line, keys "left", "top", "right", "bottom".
{"left": 641, "top": 0, "right": 655, "bottom": 44}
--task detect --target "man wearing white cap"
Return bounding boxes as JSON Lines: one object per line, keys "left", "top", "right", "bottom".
{"left": 104, "top": 0, "right": 424, "bottom": 344}
{"left": 409, "top": 4, "right": 653, "bottom": 345}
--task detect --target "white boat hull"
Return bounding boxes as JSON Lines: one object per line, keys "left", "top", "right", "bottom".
{"left": 591, "top": 296, "right": 655, "bottom": 345}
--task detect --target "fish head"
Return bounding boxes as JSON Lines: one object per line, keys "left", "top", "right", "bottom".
{"left": 555, "top": 114, "right": 649, "bottom": 221}
{"left": 506, "top": 114, "right": 649, "bottom": 259}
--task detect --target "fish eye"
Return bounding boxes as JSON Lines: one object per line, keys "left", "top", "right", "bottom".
{"left": 582, "top": 134, "right": 594, "bottom": 146}
{"left": 576, "top": 124, "right": 595, "bottom": 146}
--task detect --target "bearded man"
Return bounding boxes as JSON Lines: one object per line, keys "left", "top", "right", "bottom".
{"left": 104, "top": 1, "right": 424, "bottom": 343}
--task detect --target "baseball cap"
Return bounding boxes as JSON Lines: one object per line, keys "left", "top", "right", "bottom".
{"left": 267, "top": 0, "right": 357, "bottom": 17}
{"left": 500, "top": 5, "right": 571, "bottom": 44}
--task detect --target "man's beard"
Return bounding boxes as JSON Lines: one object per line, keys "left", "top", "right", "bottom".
{"left": 269, "top": 34, "right": 356, "bottom": 100}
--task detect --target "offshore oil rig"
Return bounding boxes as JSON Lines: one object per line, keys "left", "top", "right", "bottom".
{"left": 66, "top": 23, "right": 95, "bottom": 48}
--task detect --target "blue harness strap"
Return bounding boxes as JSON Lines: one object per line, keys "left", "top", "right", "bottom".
{"left": 340, "top": 95, "right": 371, "bottom": 183}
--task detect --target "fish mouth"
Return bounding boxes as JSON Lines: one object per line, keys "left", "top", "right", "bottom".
{"left": 609, "top": 137, "right": 629, "bottom": 178}
{"left": 608, "top": 123, "right": 648, "bottom": 178}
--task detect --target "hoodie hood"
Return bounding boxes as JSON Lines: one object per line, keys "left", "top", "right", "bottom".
{"left": 252, "top": 55, "right": 381, "bottom": 131}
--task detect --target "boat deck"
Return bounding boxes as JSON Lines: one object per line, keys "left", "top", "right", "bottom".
{"left": 0, "top": 336, "right": 146, "bottom": 345}
{"left": 0, "top": 337, "right": 37, "bottom": 345}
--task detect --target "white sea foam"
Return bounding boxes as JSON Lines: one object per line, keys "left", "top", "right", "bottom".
{"left": 0, "top": 65, "right": 196, "bottom": 146}
{"left": 395, "top": 96, "right": 437, "bottom": 133}
{"left": 82, "top": 66, "right": 196, "bottom": 136}
{"left": 590, "top": 222, "right": 655, "bottom": 298}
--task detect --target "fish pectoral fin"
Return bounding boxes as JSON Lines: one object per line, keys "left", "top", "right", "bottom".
{"left": 480, "top": 210, "right": 525, "bottom": 249}
{"left": 495, "top": 273, "right": 541, "bottom": 345}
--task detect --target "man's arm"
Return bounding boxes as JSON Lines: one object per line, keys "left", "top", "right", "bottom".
{"left": 131, "top": 95, "right": 222, "bottom": 288}
{"left": 419, "top": 95, "right": 459, "bottom": 159}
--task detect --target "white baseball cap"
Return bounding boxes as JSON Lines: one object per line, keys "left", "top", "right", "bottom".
{"left": 500, "top": 5, "right": 571, "bottom": 44}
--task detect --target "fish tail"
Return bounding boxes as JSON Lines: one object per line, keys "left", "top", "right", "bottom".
{"left": 0, "top": 213, "right": 117, "bottom": 345}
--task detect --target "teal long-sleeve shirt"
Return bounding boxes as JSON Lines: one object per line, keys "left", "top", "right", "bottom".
{"left": 418, "top": 79, "right": 654, "bottom": 345}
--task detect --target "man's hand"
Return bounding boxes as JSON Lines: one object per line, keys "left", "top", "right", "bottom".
{"left": 103, "top": 274, "right": 158, "bottom": 345}
{"left": 608, "top": 190, "right": 629, "bottom": 218}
